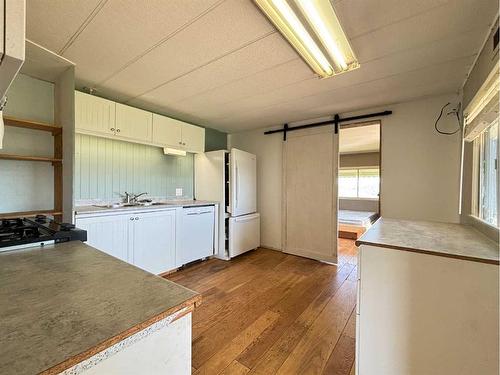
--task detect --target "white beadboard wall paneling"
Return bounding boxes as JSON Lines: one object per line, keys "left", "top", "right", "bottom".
{"left": 74, "top": 134, "right": 194, "bottom": 201}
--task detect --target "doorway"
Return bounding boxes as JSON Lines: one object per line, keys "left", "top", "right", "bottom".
{"left": 337, "top": 121, "right": 381, "bottom": 240}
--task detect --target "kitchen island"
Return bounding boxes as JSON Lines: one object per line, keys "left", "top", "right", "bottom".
{"left": 0, "top": 241, "right": 200, "bottom": 374}
{"left": 354, "top": 218, "right": 499, "bottom": 375}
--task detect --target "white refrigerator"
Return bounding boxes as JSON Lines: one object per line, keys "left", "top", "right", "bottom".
{"left": 195, "top": 148, "right": 260, "bottom": 259}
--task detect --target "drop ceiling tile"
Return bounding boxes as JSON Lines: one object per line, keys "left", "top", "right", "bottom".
{"left": 131, "top": 32, "right": 298, "bottom": 106}
{"left": 63, "top": 0, "right": 222, "bottom": 86}
{"left": 99, "top": 0, "right": 274, "bottom": 100}
{"left": 351, "top": 0, "right": 496, "bottom": 63}
{"left": 204, "top": 30, "right": 481, "bottom": 123}
{"left": 26, "top": 0, "right": 104, "bottom": 53}
{"left": 214, "top": 58, "right": 469, "bottom": 130}
{"left": 334, "top": 0, "right": 448, "bottom": 38}
{"left": 143, "top": 58, "right": 314, "bottom": 118}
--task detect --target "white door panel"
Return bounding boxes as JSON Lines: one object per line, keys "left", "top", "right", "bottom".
{"left": 130, "top": 210, "right": 176, "bottom": 274}
{"left": 284, "top": 128, "right": 338, "bottom": 263}
{"left": 229, "top": 148, "right": 257, "bottom": 217}
{"left": 228, "top": 213, "right": 260, "bottom": 258}
{"left": 75, "top": 214, "right": 129, "bottom": 262}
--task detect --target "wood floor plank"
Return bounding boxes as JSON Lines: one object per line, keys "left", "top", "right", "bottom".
{"left": 165, "top": 241, "right": 359, "bottom": 374}
{"left": 322, "top": 308, "right": 357, "bottom": 375}
{"left": 238, "top": 263, "right": 354, "bottom": 369}
{"left": 192, "top": 272, "right": 303, "bottom": 368}
{"left": 275, "top": 278, "right": 358, "bottom": 375}
{"left": 194, "top": 311, "right": 279, "bottom": 375}
{"left": 248, "top": 266, "right": 356, "bottom": 375}
{"left": 219, "top": 361, "right": 250, "bottom": 375}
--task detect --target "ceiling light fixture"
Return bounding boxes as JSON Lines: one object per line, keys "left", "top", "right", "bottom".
{"left": 254, "top": 0, "right": 359, "bottom": 78}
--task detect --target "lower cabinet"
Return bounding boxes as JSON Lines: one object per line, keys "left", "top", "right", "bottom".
{"left": 129, "top": 210, "right": 176, "bottom": 274}
{"left": 75, "top": 206, "right": 215, "bottom": 275}
{"left": 75, "top": 213, "right": 130, "bottom": 263}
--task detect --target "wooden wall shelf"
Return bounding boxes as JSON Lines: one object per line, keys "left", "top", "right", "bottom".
{"left": 0, "top": 154, "right": 62, "bottom": 163}
{"left": 4, "top": 116, "right": 62, "bottom": 135}
{"left": 0, "top": 210, "right": 63, "bottom": 220}
{"left": 1, "top": 115, "right": 64, "bottom": 221}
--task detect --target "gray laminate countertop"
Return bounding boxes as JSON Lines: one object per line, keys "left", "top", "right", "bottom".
{"left": 74, "top": 199, "right": 218, "bottom": 216}
{"left": 356, "top": 218, "right": 499, "bottom": 265}
{"left": 0, "top": 241, "right": 200, "bottom": 375}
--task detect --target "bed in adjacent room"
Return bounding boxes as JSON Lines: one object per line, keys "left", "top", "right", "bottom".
{"left": 338, "top": 210, "right": 379, "bottom": 240}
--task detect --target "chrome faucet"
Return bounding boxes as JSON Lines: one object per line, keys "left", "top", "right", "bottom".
{"left": 132, "top": 192, "right": 148, "bottom": 202}
{"left": 120, "top": 192, "right": 148, "bottom": 204}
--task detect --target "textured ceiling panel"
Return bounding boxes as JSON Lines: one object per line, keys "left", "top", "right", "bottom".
{"left": 339, "top": 124, "right": 380, "bottom": 154}
{"left": 129, "top": 33, "right": 298, "bottom": 106}
{"left": 26, "top": 0, "right": 104, "bottom": 53}
{"left": 334, "top": 0, "right": 448, "bottom": 38}
{"left": 63, "top": 0, "right": 222, "bottom": 87}
{"left": 26, "top": 0, "right": 498, "bottom": 132}
{"left": 98, "top": 0, "right": 274, "bottom": 101}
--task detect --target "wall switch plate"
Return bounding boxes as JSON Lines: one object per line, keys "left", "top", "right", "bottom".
{"left": 175, "top": 188, "right": 183, "bottom": 197}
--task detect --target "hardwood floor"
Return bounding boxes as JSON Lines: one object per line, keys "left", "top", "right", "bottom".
{"left": 165, "top": 238, "right": 358, "bottom": 375}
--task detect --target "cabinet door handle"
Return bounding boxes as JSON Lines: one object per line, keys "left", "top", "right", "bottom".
{"left": 110, "top": 128, "right": 115, "bottom": 132}
{"left": 129, "top": 217, "right": 134, "bottom": 221}
{"left": 135, "top": 217, "right": 139, "bottom": 220}
{"left": 116, "top": 128, "right": 121, "bottom": 133}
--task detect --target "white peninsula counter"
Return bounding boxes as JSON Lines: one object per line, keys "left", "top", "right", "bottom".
{"left": 355, "top": 218, "right": 499, "bottom": 375}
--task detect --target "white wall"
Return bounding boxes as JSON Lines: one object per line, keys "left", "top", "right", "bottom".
{"left": 229, "top": 93, "right": 462, "bottom": 250}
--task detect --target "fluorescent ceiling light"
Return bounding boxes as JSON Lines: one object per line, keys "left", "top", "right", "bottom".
{"left": 254, "top": 0, "right": 359, "bottom": 78}
{"left": 163, "top": 147, "right": 187, "bottom": 156}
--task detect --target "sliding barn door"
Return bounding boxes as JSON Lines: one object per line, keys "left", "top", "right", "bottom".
{"left": 283, "top": 128, "right": 338, "bottom": 263}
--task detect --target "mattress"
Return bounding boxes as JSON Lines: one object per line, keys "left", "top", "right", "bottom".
{"left": 339, "top": 210, "right": 378, "bottom": 227}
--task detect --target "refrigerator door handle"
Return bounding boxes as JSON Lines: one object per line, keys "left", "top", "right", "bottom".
{"left": 235, "top": 162, "right": 239, "bottom": 209}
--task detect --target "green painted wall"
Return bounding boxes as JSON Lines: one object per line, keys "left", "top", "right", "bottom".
{"left": 0, "top": 74, "right": 55, "bottom": 213}
{"left": 205, "top": 127, "right": 227, "bottom": 151}
{"left": 74, "top": 134, "right": 194, "bottom": 200}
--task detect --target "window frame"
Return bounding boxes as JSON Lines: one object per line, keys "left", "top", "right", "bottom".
{"left": 338, "top": 166, "right": 380, "bottom": 200}
{"left": 471, "top": 120, "right": 499, "bottom": 228}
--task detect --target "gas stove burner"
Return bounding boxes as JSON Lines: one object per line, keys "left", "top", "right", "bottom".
{"left": 1, "top": 218, "right": 24, "bottom": 228}
{"left": 0, "top": 216, "right": 87, "bottom": 251}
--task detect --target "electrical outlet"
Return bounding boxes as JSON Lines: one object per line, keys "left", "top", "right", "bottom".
{"left": 175, "top": 188, "right": 183, "bottom": 197}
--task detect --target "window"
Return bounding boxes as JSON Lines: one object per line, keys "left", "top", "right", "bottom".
{"left": 339, "top": 168, "right": 379, "bottom": 199}
{"left": 475, "top": 121, "right": 498, "bottom": 226}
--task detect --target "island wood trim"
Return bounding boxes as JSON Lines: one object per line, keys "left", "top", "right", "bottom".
{"left": 40, "top": 293, "right": 201, "bottom": 375}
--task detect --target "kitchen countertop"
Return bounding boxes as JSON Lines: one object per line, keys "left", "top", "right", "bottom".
{"left": 356, "top": 218, "right": 499, "bottom": 265}
{"left": 0, "top": 241, "right": 201, "bottom": 375}
{"left": 74, "top": 199, "right": 218, "bottom": 215}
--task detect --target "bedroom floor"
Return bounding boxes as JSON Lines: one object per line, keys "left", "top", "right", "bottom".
{"left": 165, "top": 238, "right": 358, "bottom": 375}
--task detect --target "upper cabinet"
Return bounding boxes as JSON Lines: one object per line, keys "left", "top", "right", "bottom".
{"left": 75, "top": 91, "right": 116, "bottom": 136}
{"left": 75, "top": 91, "right": 204, "bottom": 153}
{"left": 152, "top": 114, "right": 205, "bottom": 153}
{"left": 115, "top": 103, "right": 152, "bottom": 143}
{"left": 182, "top": 123, "right": 205, "bottom": 153}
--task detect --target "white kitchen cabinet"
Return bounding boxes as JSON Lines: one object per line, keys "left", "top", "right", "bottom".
{"left": 181, "top": 123, "right": 205, "bottom": 153}
{"left": 152, "top": 114, "right": 183, "bottom": 148}
{"left": 129, "top": 210, "right": 176, "bottom": 275}
{"left": 75, "top": 214, "right": 129, "bottom": 262}
{"left": 115, "top": 103, "right": 153, "bottom": 143}
{"left": 177, "top": 206, "right": 215, "bottom": 266}
{"left": 152, "top": 113, "right": 205, "bottom": 153}
{"left": 75, "top": 91, "right": 116, "bottom": 137}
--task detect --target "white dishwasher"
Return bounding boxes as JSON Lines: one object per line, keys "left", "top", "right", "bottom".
{"left": 177, "top": 205, "right": 215, "bottom": 266}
